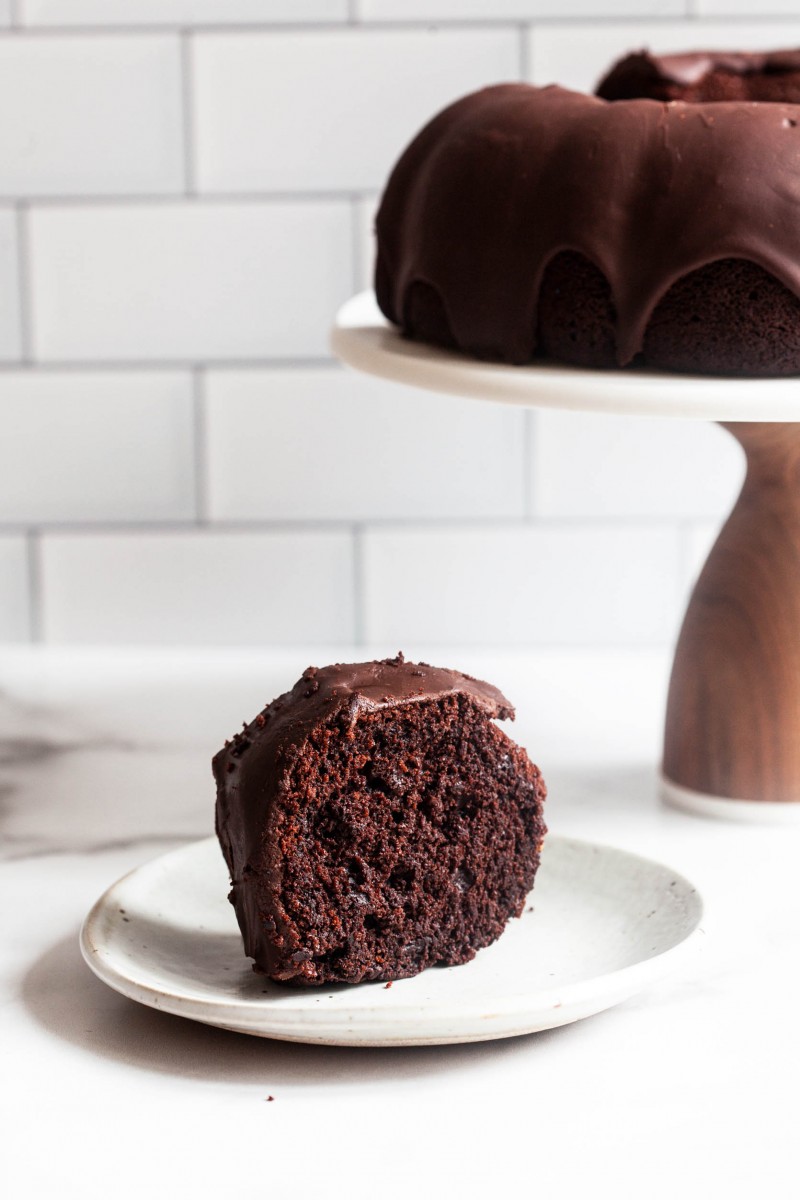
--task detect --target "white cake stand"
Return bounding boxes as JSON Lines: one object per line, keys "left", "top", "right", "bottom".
{"left": 332, "top": 291, "right": 800, "bottom": 821}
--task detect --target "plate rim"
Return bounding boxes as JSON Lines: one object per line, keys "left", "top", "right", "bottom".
{"left": 80, "top": 834, "right": 705, "bottom": 1046}
{"left": 331, "top": 290, "right": 800, "bottom": 421}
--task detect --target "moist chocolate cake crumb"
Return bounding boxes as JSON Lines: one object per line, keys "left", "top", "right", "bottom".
{"left": 213, "top": 655, "right": 547, "bottom": 987}
{"left": 537, "top": 252, "right": 800, "bottom": 376}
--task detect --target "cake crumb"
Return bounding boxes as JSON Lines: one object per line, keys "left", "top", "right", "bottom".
{"left": 213, "top": 656, "right": 546, "bottom": 986}
{"left": 265, "top": 1095, "right": 275, "bottom": 1102}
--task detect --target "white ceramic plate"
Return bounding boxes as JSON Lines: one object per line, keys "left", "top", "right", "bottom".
{"left": 80, "top": 835, "right": 703, "bottom": 1047}
{"left": 331, "top": 291, "right": 800, "bottom": 421}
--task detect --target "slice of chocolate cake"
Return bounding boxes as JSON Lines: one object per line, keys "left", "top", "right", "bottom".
{"left": 213, "top": 654, "right": 547, "bottom": 986}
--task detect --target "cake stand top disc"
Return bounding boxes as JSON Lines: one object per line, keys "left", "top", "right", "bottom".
{"left": 331, "top": 291, "right": 800, "bottom": 421}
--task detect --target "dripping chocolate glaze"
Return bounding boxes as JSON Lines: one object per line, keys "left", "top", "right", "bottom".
{"left": 375, "top": 82, "right": 800, "bottom": 368}
{"left": 213, "top": 655, "right": 515, "bottom": 969}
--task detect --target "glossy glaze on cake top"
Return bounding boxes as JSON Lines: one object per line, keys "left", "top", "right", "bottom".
{"left": 376, "top": 82, "right": 800, "bottom": 368}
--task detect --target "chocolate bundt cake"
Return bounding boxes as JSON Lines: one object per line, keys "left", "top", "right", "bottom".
{"left": 375, "top": 53, "right": 800, "bottom": 376}
{"left": 213, "top": 654, "right": 547, "bottom": 986}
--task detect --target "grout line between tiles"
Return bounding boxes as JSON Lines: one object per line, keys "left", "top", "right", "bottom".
{"left": 2, "top": 21, "right": 357, "bottom": 36}
{"left": 0, "top": 17, "right": 788, "bottom": 35}
{"left": 12, "top": 189, "right": 370, "bottom": 206}
{"left": 14, "top": 202, "right": 32, "bottom": 364}
{"left": 0, "top": 356, "right": 339, "bottom": 372}
{"left": 28, "top": 519, "right": 360, "bottom": 536}
{"left": 0, "top": 515, "right": 718, "bottom": 536}
{"left": 180, "top": 30, "right": 197, "bottom": 197}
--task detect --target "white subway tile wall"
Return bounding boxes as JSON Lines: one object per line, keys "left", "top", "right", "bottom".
{"left": 205, "top": 368, "right": 526, "bottom": 522}
{"left": 41, "top": 531, "right": 355, "bottom": 644}
{"left": 0, "top": 5, "right": 780, "bottom": 644}
{"left": 360, "top": 2, "right": 687, "bottom": 18}
{"left": 363, "top": 525, "right": 683, "bottom": 646}
{"left": 0, "top": 372, "right": 195, "bottom": 523}
{"left": 0, "top": 36, "right": 184, "bottom": 197}
{"left": 193, "top": 29, "right": 521, "bottom": 193}
{"left": 696, "top": 2, "right": 800, "bottom": 13}
{"left": 29, "top": 203, "right": 353, "bottom": 361}
{"left": 530, "top": 413, "right": 744, "bottom": 519}
{"left": 21, "top": 2, "right": 349, "bottom": 25}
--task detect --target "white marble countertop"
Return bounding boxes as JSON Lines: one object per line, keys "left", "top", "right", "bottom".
{"left": 2, "top": 645, "right": 797, "bottom": 1200}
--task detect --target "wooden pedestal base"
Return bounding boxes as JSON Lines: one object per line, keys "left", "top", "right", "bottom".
{"left": 660, "top": 776, "right": 800, "bottom": 822}
{"left": 663, "top": 422, "right": 800, "bottom": 808}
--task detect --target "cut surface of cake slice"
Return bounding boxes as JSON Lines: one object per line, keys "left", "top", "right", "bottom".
{"left": 213, "top": 654, "right": 547, "bottom": 986}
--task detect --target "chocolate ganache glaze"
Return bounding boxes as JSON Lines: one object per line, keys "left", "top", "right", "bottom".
{"left": 213, "top": 654, "right": 520, "bottom": 980}
{"left": 597, "top": 47, "right": 800, "bottom": 101}
{"left": 375, "top": 81, "right": 800, "bottom": 372}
